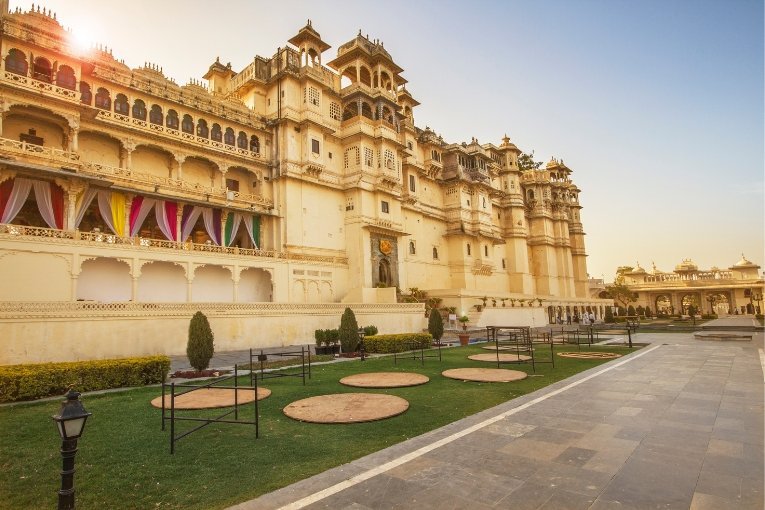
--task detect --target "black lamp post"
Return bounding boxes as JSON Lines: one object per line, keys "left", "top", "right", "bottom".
{"left": 357, "top": 328, "right": 366, "bottom": 361}
{"left": 52, "top": 390, "right": 91, "bottom": 510}
{"left": 751, "top": 292, "right": 762, "bottom": 315}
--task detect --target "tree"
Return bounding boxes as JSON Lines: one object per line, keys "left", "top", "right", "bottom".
{"left": 604, "top": 307, "right": 615, "bottom": 323}
{"left": 428, "top": 309, "right": 444, "bottom": 343}
{"left": 604, "top": 278, "right": 637, "bottom": 310}
{"left": 187, "top": 311, "right": 214, "bottom": 371}
{"left": 517, "top": 151, "right": 543, "bottom": 171}
{"left": 338, "top": 307, "right": 360, "bottom": 353}
{"left": 627, "top": 305, "right": 636, "bottom": 316}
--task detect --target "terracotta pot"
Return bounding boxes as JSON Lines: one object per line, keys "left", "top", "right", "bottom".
{"left": 458, "top": 334, "right": 470, "bottom": 346}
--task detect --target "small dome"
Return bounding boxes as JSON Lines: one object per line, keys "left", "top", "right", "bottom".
{"left": 674, "top": 258, "right": 698, "bottom": 272}
{"left": 734, "top": 253, "right": 756, "bottom": 267}
{"left": 630, "top": 262, "right": 646, "bottom": 274}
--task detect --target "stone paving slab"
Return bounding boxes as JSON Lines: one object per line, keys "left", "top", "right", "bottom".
{"left": 230, "top": 324, "right": 764, "bottom": 510}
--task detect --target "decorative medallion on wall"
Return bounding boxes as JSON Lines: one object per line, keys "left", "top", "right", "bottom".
{"left": 379, "top": 239, "right": 393, "bottom": 255}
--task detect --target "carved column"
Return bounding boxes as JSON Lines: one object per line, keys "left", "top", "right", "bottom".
{"left": 66, "top": 118, "right": 80, "bottom": 152}
{"left": 120, "top": 139, "right": 136, "bottom": 169}
{"left": 232, "top": 267, "right": 240, "bottom": 303}
{"left": 218, "top": 162, "right": 229, "bottom": 190}
{"left": 173, "top": 152, "right": 186, "bottom": 180}
{"left": 176, "top": 204, "right": 183, "bottom": 243}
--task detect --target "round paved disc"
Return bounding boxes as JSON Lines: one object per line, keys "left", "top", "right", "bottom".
{"left": 442, "top": 368, "right": 528, "bottom": 383}
{"left": 468, "top": 353, "right": 532, "bottom": 362}
{"left": 150, "top": 387, "right": 271, "bottom": 409}
{"left": 557, "top": 352, "right": 622, "bottom": 359}
{"left": 283, "top": 393, "right": 409, "bottom": 423}
{"left": 482, "top": 345, "right": 517, "bottom": 351}
{"left": 340, "top": 372, "right": 429, "bottom": 388}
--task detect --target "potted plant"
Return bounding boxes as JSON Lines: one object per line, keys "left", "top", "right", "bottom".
{"left": 491, "top": 298, "right": 497, "bottom": 307}
{"left": 518, "top": 298, "right": 526, "bottom": 307}
{"left": 457, "top": 316, "right": 470, "bottom": 346}
{"left": 501, "top": 298, "right": 507, "bottom": 307}
{"left": 536, "top": 298, "right": 544, "bottom": 307}
{"left": 480, "top": 296, "right": 488, "bottom": 308}
{"left": 314, "top": 329, "right": 327, "bottom": 355}
{"left": 510, "top": 298, "right": 517, "bottom": 307}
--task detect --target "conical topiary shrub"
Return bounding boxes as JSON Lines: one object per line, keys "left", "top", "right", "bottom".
{"left": 428, "top": 309, "right": 444, "bottom": 343}
{"left": 338, "top": 307, "right": 359, "bottom": 353}
{"left": 187, "top": 311, "right": 215, "bottom": 371}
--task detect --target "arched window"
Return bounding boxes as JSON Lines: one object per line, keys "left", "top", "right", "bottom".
{"left": 432, "top": 247, "right": 438, "bottom": 260}
{"left": 166, "top": 110, "right": 179, "bottom": 130}
{"left": 114, "top": 94, "right": 129, "bottom": 115}
{"left": 342, "top": 104, "right": 357, "bottom": 121}
{"left": 4, "top": 48, "right": 28, "bottom": 76}
{"left": 409, "top": 241, "right": 416, "bottom": 255}
{"left": 196, "top": 119, "right": 208, "bottom": 138}
{"left": 250, "top": 135, "right": 260, "bottom": 153}
{"left": 225, "top": 128, "right": 236, "bottom": 146}
{"left": 55, "top": 65, "right": 76, "bottom": 90}
{"left": 181, "top": 114, "right": 194, "bottom": 134}
{"left": 94, "top": 88, "right": 111, "bottom": 110}
{"left": 80, "top": 82, "right": 92, "bottom": 105}
{"left": 235, "top": 131, "right": 246, "bottom": 148}
{"left": 484, "top": 245, "right": 488, "bottom": 257}
{"left": 527, "top": 189, "right": 535, "bottom": 201}
{"left": 32, "top": 57, "right": 52, "bottom": 82}
{"left": 132, "top": 99, "right": 147, "bottom": 120}
{"left": 149, "top": 105, "right": 163, "bottom": 125}
{"left": 467, "top": 243, "right": 471, "bottom": 256}
{"left": 211, "top": 123, "right": 222, "bottom": 142}
{"left": 361, "top": 102, "right": 373, "bottom": 119}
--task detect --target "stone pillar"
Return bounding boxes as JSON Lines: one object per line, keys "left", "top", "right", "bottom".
{"left": 67, "top": 118, "right": 80, "bottom": 152}
{"left": 233, "top": 269, "right": 240, "bottom": 303}
{"left": 120, "top": 140, "right": 136, "bottom": 169}
{"left": 173, "top": 152, "right": 186, "bottom": 180}
{"left": 131, "top": 276, "right": 139, "bottom": 301}
{"left": 66, "top": 190, "right": 77, "bottom": 230}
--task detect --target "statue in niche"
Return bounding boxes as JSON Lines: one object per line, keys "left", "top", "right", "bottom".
{"left": 378, "top": 258, "right": 391, "bottom": 287}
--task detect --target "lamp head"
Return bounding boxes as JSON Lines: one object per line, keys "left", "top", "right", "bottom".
{"left": 52, "top": 390, "right": 92, "bottom": 440}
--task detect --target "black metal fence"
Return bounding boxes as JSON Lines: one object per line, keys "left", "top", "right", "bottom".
{"left": 160, "top": 365, "right": 259, "bottom": 454}
{"left": 248, "top": 346, "right": 311, "bottom": 385}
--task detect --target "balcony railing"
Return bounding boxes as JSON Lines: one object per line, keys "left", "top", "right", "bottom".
{"left": 0, "top": 223, "right": 348, "bottom": 265}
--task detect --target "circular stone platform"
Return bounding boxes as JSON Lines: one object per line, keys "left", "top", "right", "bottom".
{"left": 442, "top": 368, "right": 528, "bottom": 383}
{"left": 150, "top": 387, "right": 271, "bottom": 410}
{"left": 339, "top": 372, "right": 429, "bottom": 388}
{"left": 283, "top": 393, "right": 409, "bottom": 424}
{"left": 468, "top": 353, "right": 532, "bottom": 362}
{"left": 557, "top": 352, "right": 622, "bottom": 359}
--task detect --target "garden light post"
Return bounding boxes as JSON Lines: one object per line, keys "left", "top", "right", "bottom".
{"left": 357, "top": 328, "right": 366, "bottom": 361}
{"left": 52, "top": 389, "right": 91, "bottom": 510}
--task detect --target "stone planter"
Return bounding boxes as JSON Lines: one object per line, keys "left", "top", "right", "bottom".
{"left": 458, "top": 334, "right": 470, "bottom": 346}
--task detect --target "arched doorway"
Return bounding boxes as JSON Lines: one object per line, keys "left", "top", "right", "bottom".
{"left": 655, "top": 295, "right": 672, "bottom": 315}
{"left": 378, "top": 258, "right": 392, "bottom": 287}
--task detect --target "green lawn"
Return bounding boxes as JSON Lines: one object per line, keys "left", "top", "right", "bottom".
{"left": 0, "top": 343, "right": 637, "bottom": 509}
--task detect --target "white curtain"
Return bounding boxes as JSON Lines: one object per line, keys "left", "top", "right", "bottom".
{"left": 74, "top": 188, "right": 98, "bottom": 228}
{"left": 0, "top": 177, "right": 32, "bottom": 224}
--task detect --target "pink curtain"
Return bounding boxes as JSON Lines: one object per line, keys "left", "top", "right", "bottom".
{"left": 128, "top": 196, "right": 156, "bottom": 236}
{"left": 154, "top": 200, "right": 178, "bottom": 241}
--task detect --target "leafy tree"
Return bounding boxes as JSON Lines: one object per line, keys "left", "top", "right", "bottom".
{"left": 604, "top": 278, "right": 638, "bottom": 310}
{"left": 627, "top": 305, "right": 636, "bottom": 316}
{"left": 604, "top": 307, "right": 615, "bottom": 323}
{"left": 518, "top": 151, "right": 543, "bottom": 171}
{"left": 187, "top": 311, "right": 214, "bottom": 371}
{"left": 428, "top": 309, "right": 444, "bottom": 342}
{"left": 338, "top": 307, "right": 360, "bottom": 353}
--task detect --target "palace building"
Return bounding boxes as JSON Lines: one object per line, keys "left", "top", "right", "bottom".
{"left": 0, "top": 4, "right": 607, "bottom": 363}
{"left": 613, "top": 257, "right": 764, "bottom": 316}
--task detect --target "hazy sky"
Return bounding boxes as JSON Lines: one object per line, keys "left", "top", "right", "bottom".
{"left": 16, "top": 0, "right": 764, "bottom": 281}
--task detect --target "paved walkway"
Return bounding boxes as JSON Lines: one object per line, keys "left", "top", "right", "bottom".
{"left": 230, "top": 321, "right": 764, "bottom": 510}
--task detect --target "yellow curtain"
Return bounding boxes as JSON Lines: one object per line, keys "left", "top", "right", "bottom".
{"left": 110, "top": 192, "right": 126, "bottom": 236}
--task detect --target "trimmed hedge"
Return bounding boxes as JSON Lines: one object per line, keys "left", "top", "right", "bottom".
{"left": 0, "top": 355, "right": 170, "bottom": 403}
{"left": 363, "top": 333, "right": 433, "bottom": 354}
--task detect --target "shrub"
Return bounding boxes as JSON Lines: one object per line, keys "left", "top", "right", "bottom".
{"left": 644, "top": 306, "right": 652, "bottom": 318}
{"left": 363, "top": 325, "right": 378, "bottom": 336}
{"left": 314, "top": 329, "right": 326, "bottom": 346}
{"left": 325, "top": 329, "right": 339, "bottom": 345}
{"left": 187, "top": 311, "right": 215, "bottom": 371}
{"left": 338, "top": 307, "right": 360, "bottom": 353}
{"left": 363, "top": 333, "right": 433, "bottom": 353}
{"left": 0, "top": 356, "right": 170, "bottom": 403}
{"left": 604, "top": 307, "right": 615, "bottom": 323}
{"left": 627, "top": 305, "right": 636, "bottom": 316}
{"left": 428, "top": 310, "right": 444, "bottom": 342}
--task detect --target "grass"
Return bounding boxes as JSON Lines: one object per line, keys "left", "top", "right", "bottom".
{"left": 0, "top": 343, "right": 638, "bottom": 510}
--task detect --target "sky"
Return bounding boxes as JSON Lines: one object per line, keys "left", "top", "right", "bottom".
{"left": 14, "top": 0, "right": 764, "bottom": 281}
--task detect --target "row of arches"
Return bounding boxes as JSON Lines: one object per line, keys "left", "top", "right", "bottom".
{"left": 77, "top": 258, "right": 272, "bottom": 302}
{"left": 341, "top": 101, "right": 395, "bottom": 124}
{"left": 4, "top": 48, "right": 262, "bottom": 153}
{"left": 339, "top": 64, "right": 396, "bottom": 93}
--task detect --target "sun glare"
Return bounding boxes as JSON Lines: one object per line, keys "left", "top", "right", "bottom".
{"left": 67, "top": 21, "right": 97, "bottom": 55}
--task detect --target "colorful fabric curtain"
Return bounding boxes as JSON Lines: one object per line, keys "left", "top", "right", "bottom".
{"left": 202, "top": 208, "right": 222, "bottom": 245}
{"left": 74, "top": 188, "right": 98, "bottom": 228}
{"left": 180, "top": 204, "right": 202, "bottom": 241}
{"left": 97, "top": 191, "right": 126, "bottom": 236}
{"left": 128, "top": 196, "right": 156, "bottom": 236}
{"left": 223, "top": 212, "right": 243, "bottom": 246}
{"left": 32, "top": 180, "right": 64, "bottom": 229}
{"left": 0, "top": 177, "right": 32, "bottom": 224}
{"left": 243, "top": 214, "right": 260, "bottom": 248}
{"left": 154, "top": 200, "right": 178, "bottom": 241}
